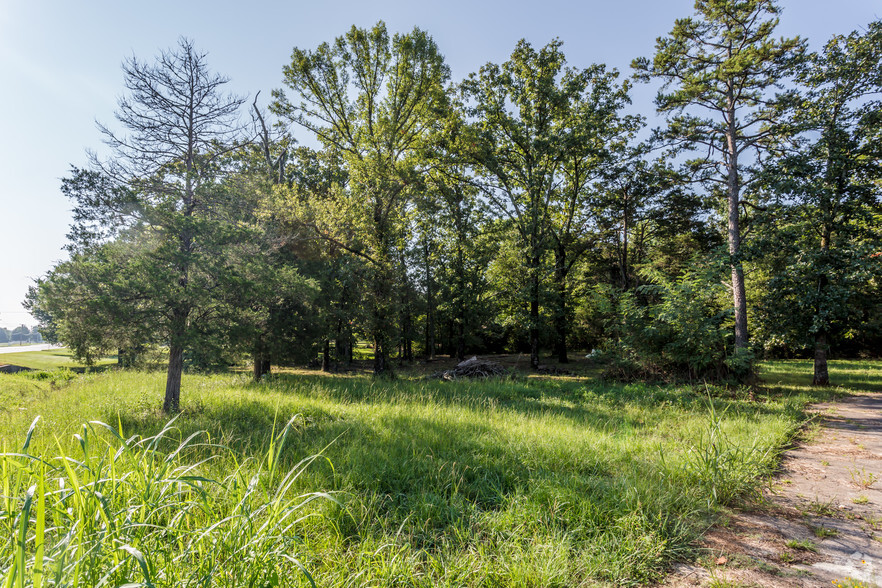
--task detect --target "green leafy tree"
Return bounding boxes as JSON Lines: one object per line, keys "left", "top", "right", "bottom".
{"left": 230, "top": 99, "right": 323, "bottom": 379}
{"left": 758, "top": 21, "right": 882, "bottom": 384}
{"left": 548, "top": 66, "right": 639, "bottom": 362}
{"left": 611, "top": 260, "right": 738, "bottom": 380}
{"left": 633, "top": 0, "right": 806, "bottom": 353}
{"left": 596, "top": 154, "right": 670, "bottom": 291}
{"left": 11, "top": 325, "right": 30, "bottom": 344}
{"left": 462, "top": 39, "right": 630, "bottom": 367}
{"left": 267, "top": 144, "right": 366, "bottom": 371}
{"left": 420, "top": 167, "right": 495, "bottom": 359}
{"left": 27, "top": 239, "right": 155, "bottom": 365}
{"left": 272, "top": 21, "right": 450, "bottom": 375}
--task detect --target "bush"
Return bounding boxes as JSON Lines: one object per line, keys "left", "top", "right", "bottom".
{"left": 602, "top": 260, "right": 751, "bottom": 382}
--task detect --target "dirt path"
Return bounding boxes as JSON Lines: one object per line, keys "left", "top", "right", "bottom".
{"left": 665, "top": 393, "right": 882, "bottom": 587}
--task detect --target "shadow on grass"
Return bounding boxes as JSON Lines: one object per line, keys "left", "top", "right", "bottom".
{"left": 101, "top": 382, "right": 712, "bottom": 549}
{"left": 256, "top": 372, "right": 802, "bottom": 436}
{"left": 759, "top": 360, "right": 882, "bottom": 395}
{"left": 102, "top": 398, "right": 579, "bottom": 547}
{"left": 94, "top": 375, "right": 788, "bottom": 509}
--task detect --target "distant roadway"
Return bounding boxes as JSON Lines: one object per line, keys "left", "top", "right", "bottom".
{"left": 0, "top": 344, "right": 61, "bottom": 355}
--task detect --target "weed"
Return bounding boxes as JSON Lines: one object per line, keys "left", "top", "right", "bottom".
{"left": 832, "top": 578, "right": 873, "bottom": 588}
{"left": 805, "top": 498, "right": 837, "bottom": 516}
{"left": 866, "top": 516, "right": 882, "bottom": 530}
{"left": 785, "top": 539, "right": 818, "bottom": 552}
{"left": 707, "top": 570, "right": 745, "bottom": 588}
{"left": 681, "top": 392, "right": 779, "bottom": 507}
{"left": 848, "top": 467, "right": 877, "bottom": 489}
{"left": 852, "top": 495, "right": 869, "bottom": 505}
{"left": 811, "top": 525, "right": 839, "bottom": 539}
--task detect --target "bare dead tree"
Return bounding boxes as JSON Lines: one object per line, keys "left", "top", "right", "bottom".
{"left": 92, "top": 37, "right": 245, "bottom": 413}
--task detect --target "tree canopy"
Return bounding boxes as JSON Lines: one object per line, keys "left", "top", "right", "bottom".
{"left": 29, "top": 13, "right": 882, "bottom": 408}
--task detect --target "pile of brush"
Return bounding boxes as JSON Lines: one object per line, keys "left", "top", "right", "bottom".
{"left": 432, "top": 356, "right": 508, "bottom": 380}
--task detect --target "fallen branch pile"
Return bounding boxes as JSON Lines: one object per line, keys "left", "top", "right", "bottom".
{"left": 432, "top": 357, "right": 508, "bottom": 380}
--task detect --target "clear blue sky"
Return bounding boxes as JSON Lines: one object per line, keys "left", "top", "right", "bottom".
{"left": 1, "top": 0, "right": 878, "bottom": 329}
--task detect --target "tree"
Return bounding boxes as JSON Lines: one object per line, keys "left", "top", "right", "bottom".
{"left": 418, "top": 166, "right": 494, "bottom": 360}
{"left": 79, "top": 38, "right": 245, "bottom": 411}
{"left": 11, "top": 325, "right": 30, "bottom": 345}
{"left": 26, "top": 239, "right": 156, "bottom": 365}
{"left": 759, "top": 21, "right": 882, "bottom": 385}
{"left": 272, "top": 22, "right": 450, "bottom": 375}
{"left": 461, "top": 39, "right": 631, "bottom": 366}
{"left": 548, "top": 79, "right": 639, "bottom": 362}
{"left": 633, "top": 0, "right": 805, "bottom": 353}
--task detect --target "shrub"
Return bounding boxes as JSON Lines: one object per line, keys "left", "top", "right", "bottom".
{"left": 602, "top": 259, "right": 752, "bottom": 382}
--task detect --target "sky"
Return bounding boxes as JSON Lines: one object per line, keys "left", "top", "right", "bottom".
{"left": 0, "top": 0, "right": 879, "bottom": 330}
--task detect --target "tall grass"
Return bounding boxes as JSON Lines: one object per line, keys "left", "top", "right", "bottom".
{"left": 0, "top": 414, "right": 334, "bottom": 587}
{"left": 0, "top": 361, "right": 860, "bottom": 586}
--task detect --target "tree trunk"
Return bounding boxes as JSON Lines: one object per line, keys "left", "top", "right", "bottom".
{"left": 401, "top": 298, "right": 413, "bottom": 363}
{"left": 553, "top": 246, "right": 569, "bottom": 364}
{"left": 163, "top": 343, "right": 184, "bottom": 413}
{"left": 726, "top": 96, "right": 749, "bottom": 350}
{"left": 426, "top": 308, "right": 436, "bottom": 361}
{"left": 454, "top": 252, "right": 466, "bottom": 361}
{"left": 253, "top": 352, "right": 263, "bottom": 381}
{"left": 253, "top": 353, "right": 271, "bottom": 381}
{"left": 373, "top": 335, "right": 390, "bottom": 375}
{"left": 813, "top": 228, "right": 832, "bottom": 386}
{"left": 813, "top": 331, "right": 830, "bottom": 386}
{"left": 620, "top": 198, "right": 630, "bottom": 291}
{"left": 529, "top": 253, "right": 541, "bottom": 369}
{"left": 731, "top": 263, "right": 749, "bottom": 348}
{"left": 454, "top": 194, "right": 468, "bottom": 361}
{"left": 322, "top": 339, "right": 331, "bottom": 372}
{"left": 371, "top": 208, "right": 394, "bottom": 377}
{"left": 373, "top": 269, "right": 393, "bottom": 376}
{"left": 424, "top": 239, "right": 436, "bottom": 361}
{"left": 456, "top": 320, "right": 466, "bottom": 361}
{"left": 336, "top": 333, "right": 351, "bottom": 366}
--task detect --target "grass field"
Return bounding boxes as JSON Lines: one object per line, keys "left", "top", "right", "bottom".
{"left": 0, "top": 348, "right": 117, "bottom": 371}
{"left": 0, "top": 359, "right": 872, "bottom": 586}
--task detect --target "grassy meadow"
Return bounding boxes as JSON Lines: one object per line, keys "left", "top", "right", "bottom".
{"left": 0, "top": 348, "right": 116, "bottom": 371}
{"left": 0, "top": 359, "right": 874, "bottom": 586}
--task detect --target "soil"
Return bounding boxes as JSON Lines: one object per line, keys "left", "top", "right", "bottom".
{"left": 663, "top": 393, "right": 882, "bottom": 588}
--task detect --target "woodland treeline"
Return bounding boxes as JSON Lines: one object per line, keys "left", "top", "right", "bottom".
{"left": 26, "top": 1, "right": 882, "bottom": 412}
